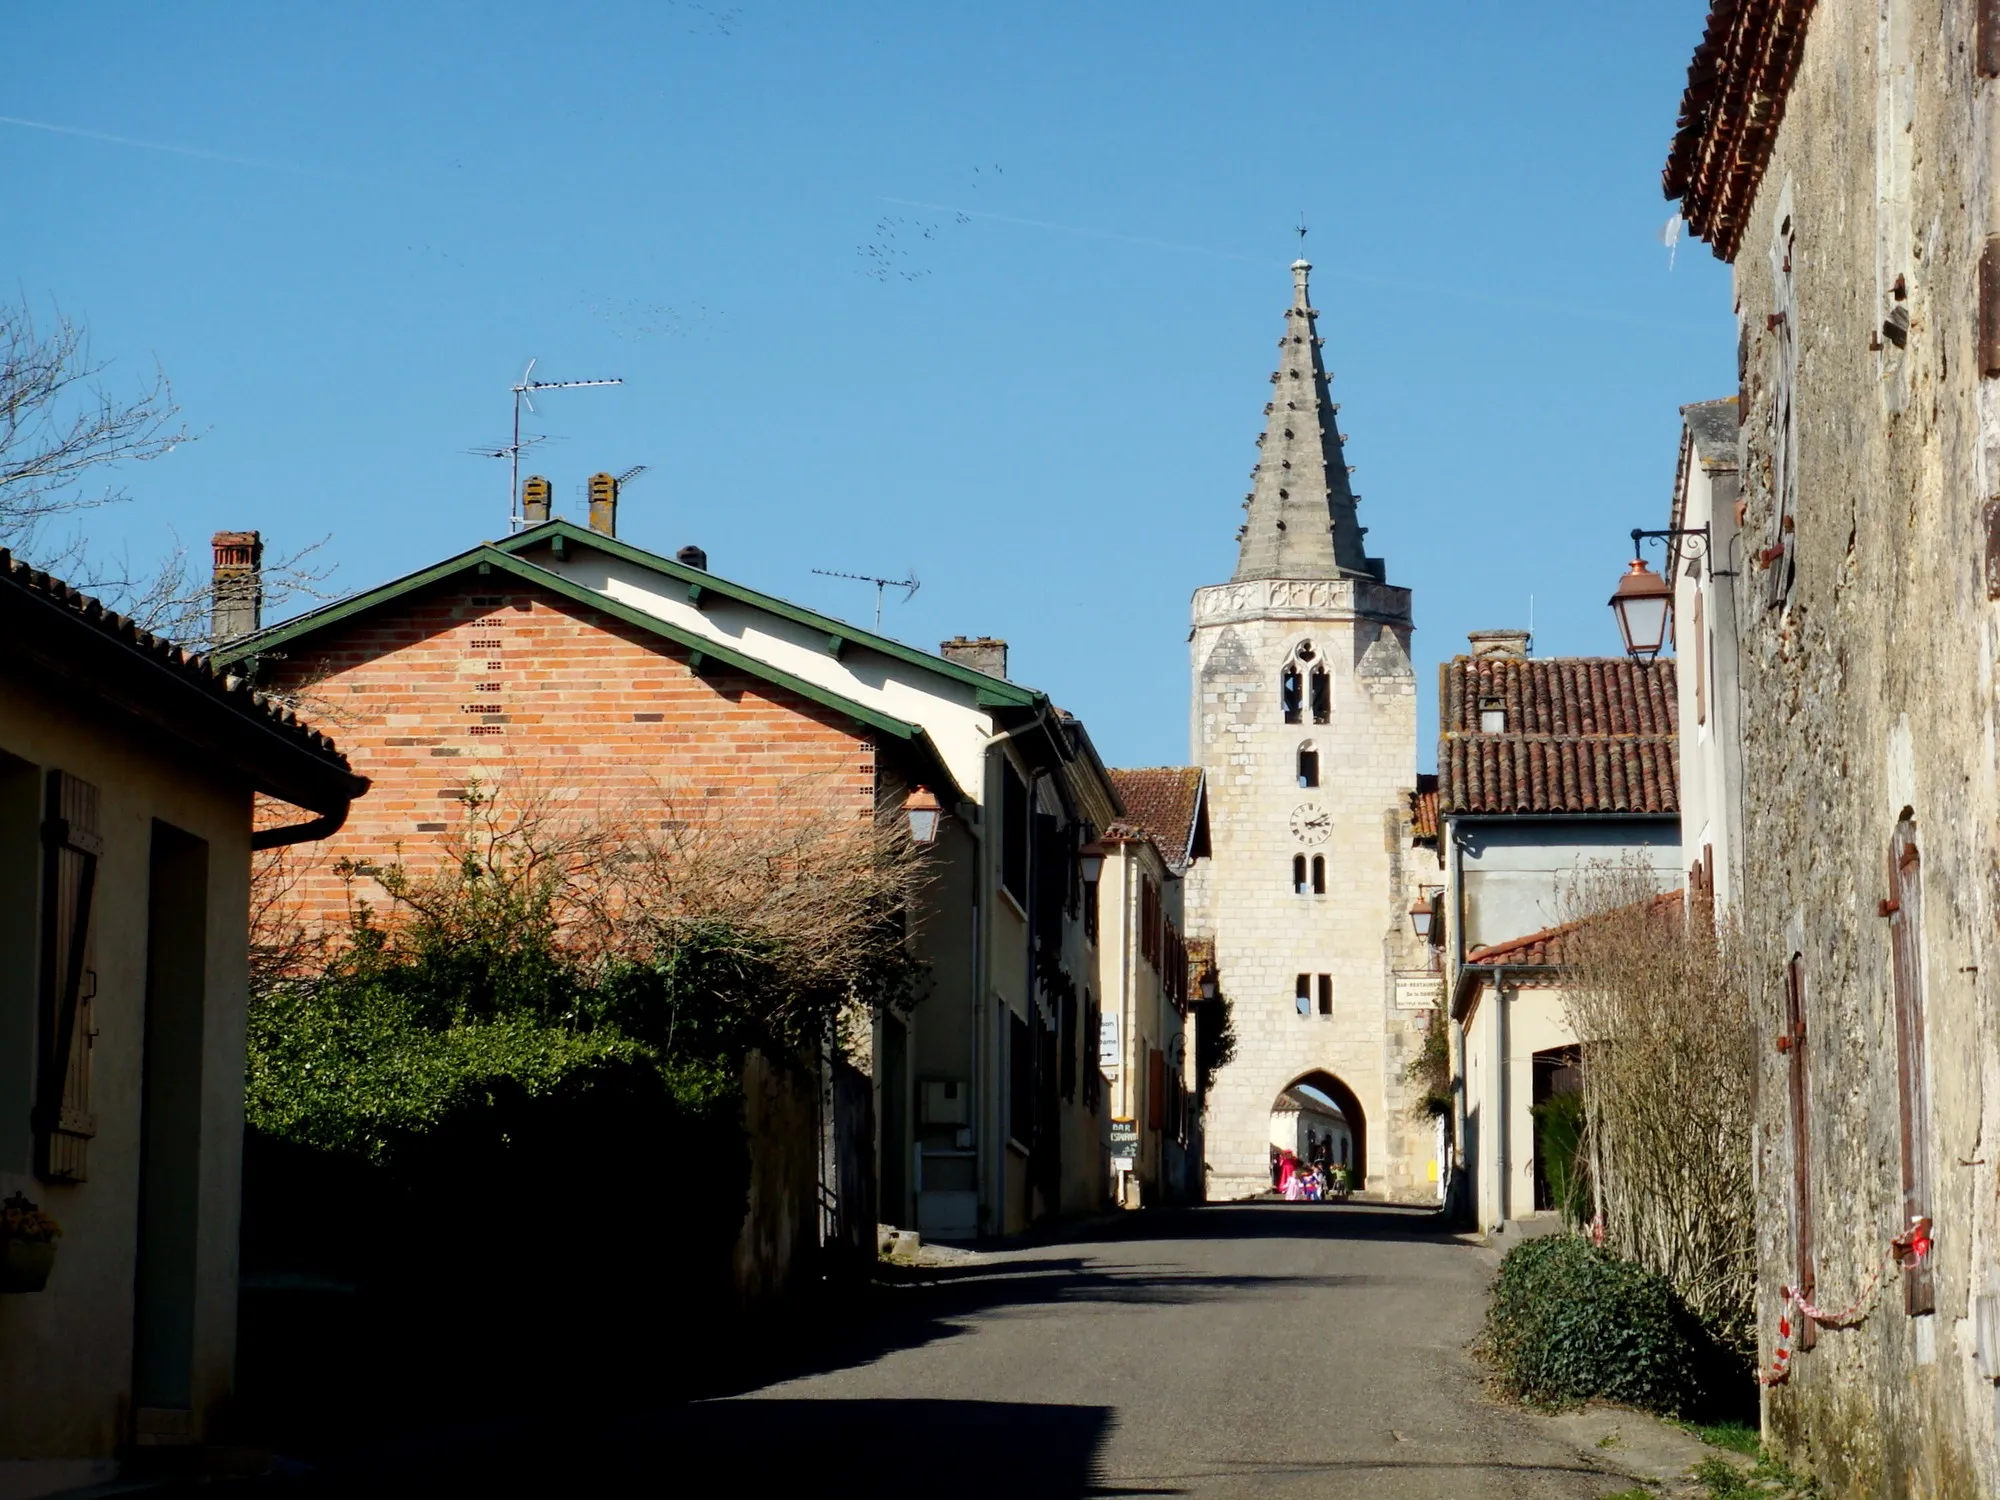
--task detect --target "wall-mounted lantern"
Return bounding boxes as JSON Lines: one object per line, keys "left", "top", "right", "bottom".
{"left": 1078, "top": 843, "right": 1107, "bottom": 884}
{"left": 1408, "top": 893, "right": 1435, "bottom": 942}
{"left": 1610, "top": 525, "right": 1713, "bottom": 660}
{"left": 905, "top": 787, "right": 944, "bottom": 845}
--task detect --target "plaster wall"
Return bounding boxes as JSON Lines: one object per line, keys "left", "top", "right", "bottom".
{"left": 1454, "top": 819, "right": 1682, "bottom": 954}
{"left": 0, "top": 670, "right": 255, "bottom": 1471}
{"left": 1459, "top": 980, "right": 1575, "bottom": 1231}
{"left": 1672, "top": 433, "right": 1747, "bottom": 914}
{"left": 1186, "top": 575, "right": 1433, "bottom": 1202}
{"left": 1724, "top": 3, "right": 2000, "bottom": 1492}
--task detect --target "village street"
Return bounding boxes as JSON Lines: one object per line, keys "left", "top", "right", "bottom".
{"left": 271, "top": 1206, "right": 1641, "bottom": 1499}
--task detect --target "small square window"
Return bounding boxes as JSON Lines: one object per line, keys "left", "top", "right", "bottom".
{"left": 1295, "top": 974, "right": 1311, "bottom": 1016}
{"left": 1479, "top": 706, "right": 1507, "bottom": 733}
{"left": 1317, "top": 974, "right": 1333, "bottom": 1015}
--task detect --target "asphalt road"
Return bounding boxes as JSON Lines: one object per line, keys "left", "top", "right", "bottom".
{"left": 658, "top": 1203, "right": 1634, "bottom": 1499}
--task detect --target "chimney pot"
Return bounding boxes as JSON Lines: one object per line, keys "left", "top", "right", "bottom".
{"left": 587, "top": 472, "right": 619, "bottom": 537}
{"left": 940, "top": 635, "right": 1008, "bottom": 679}
{"left": 210, "top": 531, "right": 264, "bottom": 646}
{"left": 1466, "top": 628, "right": 1532, "bottom": 660}
{"left": 676, "top": 545, "right": 708, "bottom": 571}
{"left": 521, "top": 475, "right": 552, "bottom": 525}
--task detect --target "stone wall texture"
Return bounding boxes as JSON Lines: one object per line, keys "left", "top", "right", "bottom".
{"left": 1728, "top": 2, "right": 2000, "bottom": 1493}
{"left": 1187, "top": 576, "right": 1434, "bottom": 1202}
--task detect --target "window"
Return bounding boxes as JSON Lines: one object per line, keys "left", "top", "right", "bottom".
{"left": 1783, "top": 955, "right": 1817, "bottom": 1349}
{"left": 1008, "top": 1009, "right": 1033, "bottom": 1149}
{"left": 1317, "top": 974, "right": 1332, "bottom": 1016}
{"left": 1693, "top": 588, "right": 1707, "bottom": 726}
{"left": 1766, "top": 211, "right": 1799, "bottom": 610}
{"left": 1282, "top": 640, "right": 1319, "bottom": 724}
{"left": 1280, "top": 664, "right": 1303, "bottom": 724}
{"left": 1297, "top": 743, "right": 1320, "bottom": 789}
{"left": 1311, "top": 855, "right": 1326, "bottom": 895}
{"left": 1887, "top": 815, "right": 1935, "bottom": 1314}
{"left": 1293, "top": 855, "right": 1308, "bottom": 894}
{"left": 1479, "top": 698, "right": 1507, "bottom": 734}
{"left": 1295, "top": 974, "right": 1311, "bottom": 1016}
{"left": 1083, "top": 872, "right": 1100, "bottom": 945}
{"left": 35, "top": 770, "right": 100, "bottom": 1183}
{"left": 1000, "top": 761, "right": 1029, "bottom": 906}
{"left": 1309, "top": 666, "right": 1330, "bottom": 724}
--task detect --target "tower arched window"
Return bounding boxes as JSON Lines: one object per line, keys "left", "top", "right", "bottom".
{"left": 1311, "top": 855, "right": 1326, "bottom": 894}
{"left": 1297, "top": 742, "right": 1319, "bottom": 789}
{"left": 1310, "top": 665, "right": 1331, "bottom": 724}
{"left": 1293, "top": 854, "right": 1308, "bottom": 894}
{"left": 1281, "top": 640, "right": 1318, "bottom": 725}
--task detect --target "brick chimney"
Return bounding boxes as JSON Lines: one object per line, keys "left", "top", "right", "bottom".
{"left": 210, "top": 531, "right": 264, "bottom": 645}
{"left": 587, "top": 472, "right": 618, "bottom": 537}
{"left": 940, "top": 636, "right": 1007, "bottom": 679}
{"left": 521, "top": 475, "right": 552, "bottom": 526}
{"left": 1466, "top": 628, "right": 1532, "bottom": 660}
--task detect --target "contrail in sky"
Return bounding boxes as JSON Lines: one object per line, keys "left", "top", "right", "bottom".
{"left": 0, "top": 113, "right": 315, "bottom": 174}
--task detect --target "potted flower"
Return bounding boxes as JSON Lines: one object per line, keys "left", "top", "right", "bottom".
{"left": 0, "top": 1192, "right": 62, "bottom": 1293}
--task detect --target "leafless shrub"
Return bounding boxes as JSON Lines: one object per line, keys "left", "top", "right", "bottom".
{"left": 92, "top": 531, "right": 339, "bottom": 653}
{"left": 1559, "top": 862, "right": 1755, "bottom": 1352}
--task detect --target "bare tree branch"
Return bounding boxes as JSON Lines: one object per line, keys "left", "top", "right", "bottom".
{"left": 0, "top": 300, "right": 192, "bottom": 550}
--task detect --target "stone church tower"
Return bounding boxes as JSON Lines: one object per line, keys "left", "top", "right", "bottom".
{"left": 1185, "top": 259, "right": 1430, "bottom": 1202}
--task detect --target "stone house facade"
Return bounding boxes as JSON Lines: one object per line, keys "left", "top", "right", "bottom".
{"left": 1097, "top": 766, "right": 1209, "bottom": 1206}
{"left": 1185, "top": 259, "right": 1435, "bottom": 1203}
{"left": 0, "top": 554, "right": 362, "bottom": 1493}
{"left": 1666, "top": 1, "right": 2000, "bottom": 1492}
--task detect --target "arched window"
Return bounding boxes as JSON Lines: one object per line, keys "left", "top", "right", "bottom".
{"left": 1310, "top": 665, "right": 1331, "bottom": 724}
{"left": 1297, "top": 742, "right": 1319, "bottom": 789}
{"left": 1292, "top": 854, "right": 1308, "bottom": 894}
{"left": 1281, "top": 640, "right": 1317, "bottom": 724}
{"left": 1311, "top": 855, "right": 1326, "bottom": 895}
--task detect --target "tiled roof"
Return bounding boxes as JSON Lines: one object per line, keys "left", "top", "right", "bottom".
{"left": 1105, "top": 767, "right": 1205, "bottom": 872}
{"left": 1437, "top": 656, "right": 1678, "bottom": 816}
{"left": 1466, "top": 890, "right": 1686, "bottom": 969}
{"left": 0, "top": 549, "right": 357, "bottom": 772}
{"left": 1662, "top": 0, "right": 1818, "bottom": 261}
{"left": 1410, "top": 773, "right": 1439, "bottom": 842}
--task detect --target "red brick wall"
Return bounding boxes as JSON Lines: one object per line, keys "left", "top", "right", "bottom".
{"left": 256, "top": 578, "right": 878, "bottom": 936}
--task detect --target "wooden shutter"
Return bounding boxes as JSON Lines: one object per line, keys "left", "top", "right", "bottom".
{"left": 1783, "top": 955, "right": 1816, "bottom": 1348}
{"left": 1147, "top": 1048, "right": 1165, "bottom": 1131}
{"left": 1765, "top": 227, "right": 1800, "bottom": 610}
{"left": 35, "top": 770, "right": 101, "bottom": 1182}
{"left": 1888, "top": 819, "right": 1936, "bottom": 1314}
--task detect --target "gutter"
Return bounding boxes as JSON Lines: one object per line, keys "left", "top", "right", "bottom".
{"left": 253, "top": 804, "right": 352, "bottom": 851}
{"left": 1450, "top": 962, "right": 1568, "bottom": 1023}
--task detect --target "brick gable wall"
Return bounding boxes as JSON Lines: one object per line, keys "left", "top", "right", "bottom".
{"left": 255, "top": 578, "right": 879, "bottom": 935}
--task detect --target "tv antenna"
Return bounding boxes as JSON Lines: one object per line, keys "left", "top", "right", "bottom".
{"left": 812, "top": 567, "right": 921, "bottom": 631}
{"left": 490, "top": 360, "right": 623, "bottom": 530}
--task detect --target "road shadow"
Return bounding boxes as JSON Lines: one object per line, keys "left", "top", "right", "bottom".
{"left": 1056, "top": 1201, "right": 1468, "bottom": 1248}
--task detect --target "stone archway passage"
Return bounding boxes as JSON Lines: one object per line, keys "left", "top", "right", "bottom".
{"left": 1273, "top": 1070, "right": 1367, "bottom": 1188}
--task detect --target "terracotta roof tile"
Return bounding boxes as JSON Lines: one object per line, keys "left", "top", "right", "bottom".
{"left": 1410, "top": 773, "right": 1439, "bottom": 842}
{"left": 1466, "top": 890, "right": 1685, "bottom": 968}
{"left": 0, "top": 549, "right": 355, "bottom": 770}
{"left": 1104, "top": 767, "right": 1205, "bottom": 872}
{"left": 1662, "top": 0, "right": 1818, "bottom": 261}
{"left": 1437, "top": 656, "right": 1679, "bottom": 816}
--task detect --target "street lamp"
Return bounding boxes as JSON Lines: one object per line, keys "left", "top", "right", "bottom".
{"left": 904, "top": 787, "right": 944, "bottom": 845}
{"left": 1408, "top": 893, "right": 1435, "bottom": 942}
{"left": 1199, "top": 973, "right": 1218, "bottom": 1002}
{"left": 1609, "top": 556, "right": 1673, "bottom": 660}
{"left": 1078, "top": 843, "right": 1107, "bottom": 884}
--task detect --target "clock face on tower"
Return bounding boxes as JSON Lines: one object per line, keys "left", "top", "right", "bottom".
{"left": 1290, "top": 802, "right": 1331, "bottom": 845}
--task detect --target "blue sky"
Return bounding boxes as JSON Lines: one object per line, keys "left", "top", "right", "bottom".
{"left": 5, "top": 3, "right": 1732, "bottom": 769}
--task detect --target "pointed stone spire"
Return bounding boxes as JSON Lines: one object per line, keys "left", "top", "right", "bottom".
{"left": 1231, "top": 260, "right": 1376, "bottom": 582}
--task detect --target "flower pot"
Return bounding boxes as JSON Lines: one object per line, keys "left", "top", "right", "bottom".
{"left": 0, "top": 1239, "right": 56, "bottom": 1293}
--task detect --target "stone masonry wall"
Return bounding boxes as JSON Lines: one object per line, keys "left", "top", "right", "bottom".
{"left": 1188, "top": 576, "right": 1432, "bottom": 1201}
{"left": 1729, "top": 2, "right": 1999, "bottom": 1494}
{"left": 253, "top": 578, "right": 878, "bottom": 938}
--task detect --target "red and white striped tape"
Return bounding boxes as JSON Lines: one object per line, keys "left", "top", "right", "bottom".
{"left": 1759, "top": 1219, "right": 1930, "bottom": 1387}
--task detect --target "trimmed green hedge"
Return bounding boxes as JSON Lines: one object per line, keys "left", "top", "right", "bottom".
{"left": 1484, "top": 1234, "right": 1743, "bottom": 1417}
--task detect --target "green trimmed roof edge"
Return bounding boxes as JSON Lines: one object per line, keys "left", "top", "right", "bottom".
{"left": 497, "top": 519, "right": 1045, "bottom": 709}
{"left": 212, "top": 545, "right": 962, "bottom": 782}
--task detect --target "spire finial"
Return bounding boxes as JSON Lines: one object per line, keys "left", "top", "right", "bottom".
{"left": 1292, "top": 213, "right": 1311, "bottom": 302}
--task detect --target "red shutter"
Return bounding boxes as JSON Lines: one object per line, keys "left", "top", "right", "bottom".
{"left": 1784, "top": 955, "right": 1816, "bottom": 1349}
{"left": 35, "top": 771, "right": 101, "bottom": 1183}
{"left": 1888, "top": 820, "right": 1935, "bottom": 1314}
